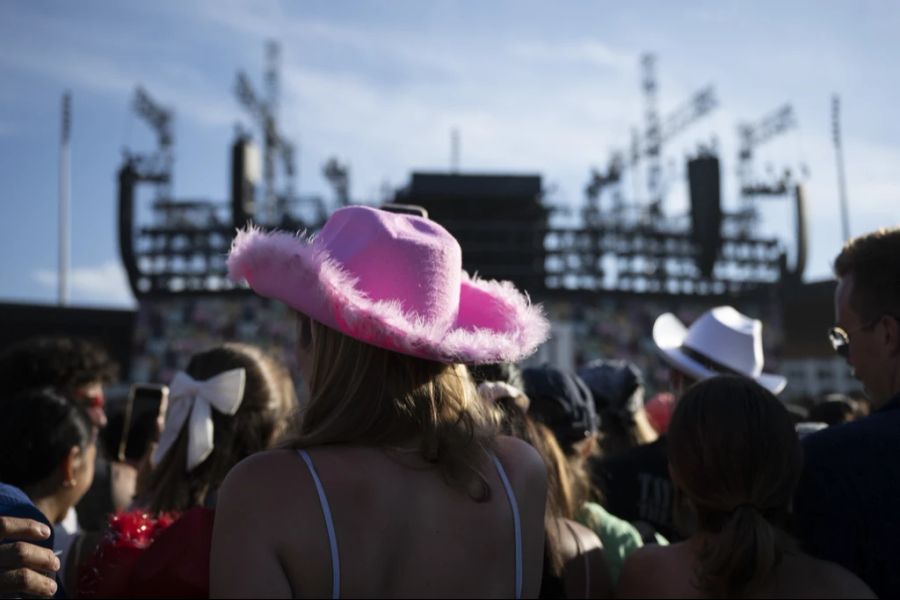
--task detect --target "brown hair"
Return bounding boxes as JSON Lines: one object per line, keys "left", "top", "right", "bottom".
{"left": 833, "top": 226, "right": 900, "bottom": 321}
{"left": 668, "top": 375, "right": 801, "bottom": 598}
{"left": 141, "top": 343, "right": 297, "bottom": 513}
{"left": 291, "top": 314, "right": 499, "bottom": 501}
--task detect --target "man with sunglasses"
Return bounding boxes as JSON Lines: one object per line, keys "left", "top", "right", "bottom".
{"left": 794, "top": 226, "right": 900, "bottom": 599}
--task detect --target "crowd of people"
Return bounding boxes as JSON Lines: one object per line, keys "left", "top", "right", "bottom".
{"left": 0, "top": 206, "right": 896, "bottom": 598}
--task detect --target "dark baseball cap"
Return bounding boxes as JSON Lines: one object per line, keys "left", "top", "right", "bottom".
{"left": 578, "top": 359, "right": 644, "bottom": 418}
{"left": 521, "top": 365, "right": 598, "bottom": 452}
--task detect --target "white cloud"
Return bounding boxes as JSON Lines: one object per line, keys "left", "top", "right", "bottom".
{"left": 33, "top": 260, "right": 136, "bottom": 308}
{"left": 191, "top": 1, "right": 469, "bottom": 77}
{"left": 270, "top": 30, "right": 642, "bottom": 202}
{"left": 0, "top": 10, "right": 238, "bottom": 129}
{"left": 508, "top": 40, "right": 634, "bottom": 72}
{"left": 0, "top": 47, "right": 239, "bottom": 129}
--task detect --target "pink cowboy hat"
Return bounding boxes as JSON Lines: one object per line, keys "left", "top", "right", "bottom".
{"left": 227, "top": 205, "right": 550, "bottom": 364}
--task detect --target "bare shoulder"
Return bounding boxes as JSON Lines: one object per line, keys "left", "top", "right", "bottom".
{"left": 494, "top": 435, "right": 547, "bottom": 479}
{"left": 493, "top": 435, "right": 548, "bottom": 504}
{"left": 218, "top": 448, "right": 301, "bottom": 500}
{"left": 562, "top": 518, "right": 603, "bottom": 553}
{"left": 211, "top": 449, "right": 303, "bottom": 598}
{"left": 619, "top": 542, "right": 669, "bottom": 569}
{"left": 556, "top": 518, "right": 613, "bottom": 600}
{"left": 788, "top": 553, "right": 876, "bottom": 599}
{"left": 215, "top": 447, "right": 325, "bottom": 527}
{"left": 616, "top": 543, "right": 677, "bottom": 598}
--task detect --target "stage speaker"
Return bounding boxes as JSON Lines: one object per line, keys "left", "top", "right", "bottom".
{"left": 231, "top": 135, "right": 259, "bottom": 229}
{"left": 688, "top": 155, "right": 723, "bottom": 278}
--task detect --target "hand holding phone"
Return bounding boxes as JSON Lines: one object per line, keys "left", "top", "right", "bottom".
{"left": 118, "top": 384, "right": 168, "bottom": 463}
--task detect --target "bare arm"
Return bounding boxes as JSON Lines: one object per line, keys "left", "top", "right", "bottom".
{"left": 209, "top": 453, "right": 293, "bottom": 599}
{"left": 818, "top": 559, "right": 877, "bottom": 599}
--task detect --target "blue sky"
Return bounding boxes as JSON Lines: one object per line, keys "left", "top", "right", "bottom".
{"left": 1, "top": 0, "right": 898, "bottom": 308}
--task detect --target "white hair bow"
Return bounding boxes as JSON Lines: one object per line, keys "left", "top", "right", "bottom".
{"left": 152, "top": 368, "right": 246, "bottom": 471}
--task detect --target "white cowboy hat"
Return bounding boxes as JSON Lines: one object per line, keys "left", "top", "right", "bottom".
{"left": 652, "top": 305, "right": 787, "bottom": 394}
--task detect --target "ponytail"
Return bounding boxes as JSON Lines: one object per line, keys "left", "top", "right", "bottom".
{"left": 694, "top": 504, "right": 789, "bottom": 597}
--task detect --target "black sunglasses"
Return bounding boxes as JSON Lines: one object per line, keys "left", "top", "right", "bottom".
{"left": 827, "top": 317, "right": 883, "bottom": 358}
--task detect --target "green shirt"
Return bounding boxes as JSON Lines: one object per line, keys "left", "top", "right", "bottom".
{"left": 575, "top": 501, "right": 644, "bottom": 585}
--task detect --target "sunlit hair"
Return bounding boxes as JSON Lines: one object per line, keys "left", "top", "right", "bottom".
{"left": 833, "top": 225, "right": 900, "bottom": 321}
{"left": 668, "top": 375, "right": 801, "bottom": 598}
{"left": 291, "top": 314, "right": 499, "bottom": 501}
{"left": 141, "top": 343, "right": 297, "bottom": 513}
{"left": 535, "top": 421, "right": 598, "bottom": 519}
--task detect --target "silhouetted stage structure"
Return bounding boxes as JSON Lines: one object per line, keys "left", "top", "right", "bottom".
{"left": 118, "top": 46, "right": 806, "bottom": 301}
{"left": 121, "top": 162, "right": 802, "bottom": 296}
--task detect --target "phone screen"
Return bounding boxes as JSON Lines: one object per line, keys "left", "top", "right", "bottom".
{"left": 118, "top": 384, "right": 167, "bottom": 462}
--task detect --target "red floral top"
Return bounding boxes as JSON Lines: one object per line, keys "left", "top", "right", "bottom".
{"left": 78, "top": 507, "right": 215, "bottom": 598}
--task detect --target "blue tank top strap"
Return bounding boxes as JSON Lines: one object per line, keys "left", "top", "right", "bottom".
{"left": 489, "top": 452, "right": 523, "bottom": 600}
{"left": 297, "top": 449, "right": 341, "bottom": 600}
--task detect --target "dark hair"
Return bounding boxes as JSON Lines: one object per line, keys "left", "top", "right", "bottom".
{"left": 808, "top": 396, "right": 856, "bottom": 426}
{"left": 833, "top": 226, "right": 900, "bottom": 321}
{"left": 668, "top": 375, "right": 801, "bottom": 598}
{"left": 140, "top": 343, "right": 297, "bottom": 513}
{"left": 579, "top": 359, "right": 645, "bottom": 455}
{"left": 0, "top": 336, "right": 118, "bottom": 397}
{"left": 0, "top": 388, "right": 95, "bottom": 487}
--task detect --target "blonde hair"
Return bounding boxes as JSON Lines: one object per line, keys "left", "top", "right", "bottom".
{"left": 141, "top": 343, "right": 297, "bottom": 513}
{"left": 291, "top": 314, "right": 499, "bottom": 501}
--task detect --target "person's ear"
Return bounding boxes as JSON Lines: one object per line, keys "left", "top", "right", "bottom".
{"left": 60, "top": 446, "right": 83, "bottom": 487}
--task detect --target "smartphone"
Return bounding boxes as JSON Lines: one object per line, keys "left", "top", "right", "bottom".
{"left": 118, "top": 383, "right": 167, "bottom": 462}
